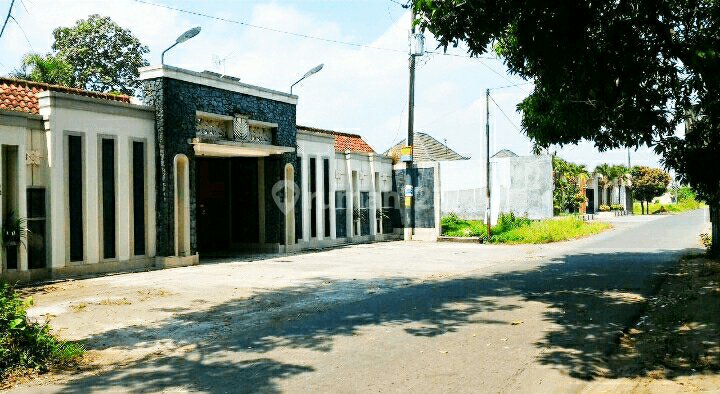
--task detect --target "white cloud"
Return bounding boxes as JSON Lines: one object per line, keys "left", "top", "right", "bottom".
{"left": 0, "top": 0, "right": 665, "bottom": 168}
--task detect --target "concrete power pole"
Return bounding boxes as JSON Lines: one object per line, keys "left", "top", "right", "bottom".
{"left": 486, "top": 89, "right": 492, "bottom": 236}
{"left": 404, "top": 7, "right": 418, "bottom": 241}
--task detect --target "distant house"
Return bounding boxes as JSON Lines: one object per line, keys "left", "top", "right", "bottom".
{"left": 384, "top": 132, "right": 468, "bottom": 163}
{"left": 585, "top": 173, "right": 632, "bottom": 213}
{"left": 296, "top": 126, "right": 398, "bottom": 249}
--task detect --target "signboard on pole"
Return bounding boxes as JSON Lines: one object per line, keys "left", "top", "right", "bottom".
{"left": 401, "top": 145, "right": 413, "bottom": 162}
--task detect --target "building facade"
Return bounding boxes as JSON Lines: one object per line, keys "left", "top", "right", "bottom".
{"left": 0, "top": 79, "right": 156, "bottom": 282}
{"left": 0, "top": 67, "right": 405, "bottom": 282}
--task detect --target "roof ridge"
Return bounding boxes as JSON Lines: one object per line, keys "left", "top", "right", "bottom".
{"left": 297, "top": 125, "right": 362, "bottom": 138}
{"left": 0, "top": 77, "right": 131, "bottom": 102}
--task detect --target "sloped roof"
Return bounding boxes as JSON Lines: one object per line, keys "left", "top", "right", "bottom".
{"left": 491, "top": 149, "right": 518, "bottom": 158}
{"left": 0, "top": 78, "right": 130, "bottom": 114}
{"left": 384, "top": 132, "right": 468, "bottom": 163}
{"left": 297, "top": 125, "right": 375, "bottom": 153}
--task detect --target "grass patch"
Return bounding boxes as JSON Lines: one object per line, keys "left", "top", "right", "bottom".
{"left": 633, "top": 200, "right": 705, "bottom": 215}
{"left": 493, "top": 217, "right": 611, "bottom": 244}
{"left": 441, "top": 213, "right": 611, "bottom": 244}
{"left": 1, "top": 281, "right": 84, "bottom": 384}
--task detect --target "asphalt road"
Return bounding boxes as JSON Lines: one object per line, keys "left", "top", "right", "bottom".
{"left": 11, "top": 209, "right": 710, "bottom": 393}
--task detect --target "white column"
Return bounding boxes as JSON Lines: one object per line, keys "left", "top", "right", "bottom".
{"left": 301, "top": 154, "right": 310, "bottom": 242}
{"left": 345, "top": 153, "right": 354, "bottom": 238}
{"left": 369, "top": 155, "right": 377, "bottom": 237}
{"left": 329, "top": 155, "right": 337, "bottom": 240}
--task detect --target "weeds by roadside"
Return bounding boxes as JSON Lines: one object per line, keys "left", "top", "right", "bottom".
{"left": 441, "top": 213, "right": 611, "bottom": 244}
{"left": 1, "top": 281, "right": 84, "bottom": 386}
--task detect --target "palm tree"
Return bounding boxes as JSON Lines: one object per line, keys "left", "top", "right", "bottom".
{"left": 594, "top": 163, "right": 613, "bottom": 205}
{"left": 609, "top": 165, "right": 630, "bottom": 205}
{"left": 11, "top": 53, "right": 75, "bottom": 86}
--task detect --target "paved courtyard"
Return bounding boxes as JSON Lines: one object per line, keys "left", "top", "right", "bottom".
{"left": 8, "top": 210, "right": 712, "bottom": 393}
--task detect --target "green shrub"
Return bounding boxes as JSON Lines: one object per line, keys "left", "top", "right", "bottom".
{"left": 610, "top": 204, "right": 624, "bottom": 211}
{"left": 599, "top": 204, "right": 611, "bottom": 212}
{"left": 676, "top": 186, "right": 696, "bottom": 202}
{"left": 1, "top": 281, "right": 84, "bottom": 379}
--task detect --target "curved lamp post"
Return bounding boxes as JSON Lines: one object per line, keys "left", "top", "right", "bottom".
{"left": 290, "top": 63, "right": 324, "bottom": 94}
{"left": 162, "top": 26, "right": 201, "bottom": 64}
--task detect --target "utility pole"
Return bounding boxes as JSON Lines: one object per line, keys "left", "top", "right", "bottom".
{"left": 404, "top": 6, "right": 420, "bottom": 240}
{"left": 485, "top": 89, "right": 492, "bottom": 236}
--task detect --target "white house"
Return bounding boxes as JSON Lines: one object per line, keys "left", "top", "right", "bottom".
{"left": 0, "top": 78, "right": 156, "bottom": 282}
{"left": 296, "top": 126, "right": 398, "bottom": 250}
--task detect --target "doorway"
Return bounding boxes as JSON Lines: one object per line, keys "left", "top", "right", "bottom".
{"left": 195, "top": 157, "right": 260, "bottom": 255}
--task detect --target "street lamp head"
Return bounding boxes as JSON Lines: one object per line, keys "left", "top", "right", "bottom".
{"left": 290, "top": 63, "right": 324, "bottom": 94}
{"left": 162, "top": 26, "right": 202, "bottom": 65}
{"left": 302, "top": 63, "right": 324, "bottom": 79}
{"left": 176, "top": 27, "right": 201, "bottom": 44}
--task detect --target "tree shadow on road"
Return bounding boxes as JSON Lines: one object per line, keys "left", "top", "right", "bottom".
{"left": 54, "top": 248, "right": 700, "bottom": 392}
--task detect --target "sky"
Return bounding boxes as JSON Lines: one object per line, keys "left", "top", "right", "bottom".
{"left": 0, "top": 0, "right": 665, "bottom": 170}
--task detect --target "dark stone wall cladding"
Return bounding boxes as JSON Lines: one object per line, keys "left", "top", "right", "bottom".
{"left": 143, "top": 77, "right": 297, "bottom": 256}
{"left": 393, "top": 167, "right": 435, "bottom": 228}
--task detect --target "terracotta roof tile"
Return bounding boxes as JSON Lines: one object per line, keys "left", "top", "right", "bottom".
{"left": 0, "top": 77, "right": 131, "bottom": 115}
{"left": 297, "top": 125, "right": 375, "bottom": 153}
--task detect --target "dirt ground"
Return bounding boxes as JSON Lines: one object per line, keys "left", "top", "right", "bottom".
{"left": 582, "top": 253, "right": 720, "bottom": 393}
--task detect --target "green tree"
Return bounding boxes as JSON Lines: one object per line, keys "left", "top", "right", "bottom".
{"left": 414, "top": 0, "right": 720, "bottom": 254}
{"left": 553, "top": 156, "right": 588, "bottom": 214}
{"left": 631, "top": 166, "right": 671, "bottom": 215}
{"left": 594, "top": 164, "right": 613, "bottom": 206}
{"left": 52, "top": 14, "right": 149, "bottom": 95}
{"left": 11, "top": 53, "right": 75, "bottom": 86}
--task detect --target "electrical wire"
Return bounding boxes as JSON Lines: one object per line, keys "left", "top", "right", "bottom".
{"left": 132, "top": 0, "right": 498, "bottom": 60}
{"left": 0, "top": 0, "right": 16, "bottom": 39}
{"left": 10, "top": 15, "right": 33, "bottom": 52}
{"left": 489, "top": 95, "right": 524, "bottom": 134}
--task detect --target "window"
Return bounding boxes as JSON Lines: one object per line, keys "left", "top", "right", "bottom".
{"left": 335, "top": 191, "right": 347, "bottom": 238}
{"left": 101, "top": 138, "right": 116, "bottom": 259}
{"left": 68, "top": 135, "right": 83, "bottom": 262}
{"left": 310, "top": 157, "right": 317, "bottom": 238}
{"left": 132, "top": 141, "right": 146, "bottom": 255}
{"left": 27, "top": 188, "right": 46, "bottom": 269}
{"left": 323, "top": 158, "right": 330, "bottom": 237}
{"left": 360, "top": 191, "right": 370, "bottom": 236}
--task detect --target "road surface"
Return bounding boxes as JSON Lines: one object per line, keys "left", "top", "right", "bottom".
{"left": 10, "top": 210, "right": 709, "bottom": 393}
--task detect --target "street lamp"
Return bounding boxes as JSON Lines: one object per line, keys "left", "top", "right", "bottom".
{"left": 161, "top": 26, "right": 201, "bottom": 65}
{"left": 290, "top": 64, "right": 324, "bottom": 94}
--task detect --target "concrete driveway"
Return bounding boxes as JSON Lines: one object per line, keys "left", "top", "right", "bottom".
{"left": 9, "top": 210, "right": 710, "bottom": 393}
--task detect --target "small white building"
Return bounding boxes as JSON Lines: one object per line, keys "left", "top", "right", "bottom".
{"left": 585, "top": 173, "right": 632, "bottom": 213}
{"left": 1, "top": 78, "right": 156, "bottom": 282}
{"left": 296, "top": 126, "right": 399, "bottom": 250}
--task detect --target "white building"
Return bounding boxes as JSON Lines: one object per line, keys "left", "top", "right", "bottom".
{"left": 296, "top": 126, "right": 399, "bottom": 250}
{"left": 0, "top": 78, "right": 156, "bottom": 282}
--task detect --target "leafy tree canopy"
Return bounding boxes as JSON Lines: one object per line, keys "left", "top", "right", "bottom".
{"left": 414, "top": 0, "right": 720, "bottom": 207}
{"left": 52, "top": 14, "right": 149, "bottom": 95}
{"left": 631, "top": 166, "right": 671, "bottom": 212}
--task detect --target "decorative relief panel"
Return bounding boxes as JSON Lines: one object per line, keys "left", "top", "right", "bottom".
{"left": 233, "top": 116, "right": 273, "bottom": 144}
{"left": 196, "top": 116, "right": 227, "bottom": 139}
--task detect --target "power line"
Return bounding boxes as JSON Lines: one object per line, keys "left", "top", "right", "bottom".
{"left": 0, "top": 0, "right": 16, "bottom": 39}
{"left": 489, "top": 95, "right": 524, "bottom": 134}
{"left": 132, "top": 0, "right": 498, "bottom": 60}
{"left": 10, "top": 15, "right": 33, "bottom": 52}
